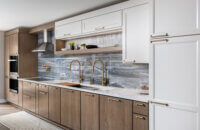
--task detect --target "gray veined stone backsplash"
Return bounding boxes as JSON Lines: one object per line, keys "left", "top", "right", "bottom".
{"left": 38, "top": 32, "right": 149, "bottom": 89}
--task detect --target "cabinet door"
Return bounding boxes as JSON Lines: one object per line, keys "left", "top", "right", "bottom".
{"left": 81, "top": 92, "right": 99, "bottom": 130}
{"left": 150, "top": 36, "right": 200, "bottom": 130}
{"left": 123, "top": 4, "right": 149, "bottom": 63}
{"left": 5, "top": 36, "right": 9, "bottom": 77}
{"left": 82, "top": 11, "right": 122, "bottom": 34}
{"left": 61, "top": 89, "right": 80, "bottom": 130}
{"left": 100, "top": 95, "right": 132, "bottom": 130}
{"left": 153, "top": 0, "right": 200, "bottom": 37}
{"left": 38, "top": 90, "right": 49, "bottom": 118}
{"left": 55, "top": 21, "right": 82, "bottom": 39}
{"left": 9, "top": 33, "right": 18, "bottom": 55}
{"left": 49, "top": 87, "right": 61, "bottom": 123}
{"left": 18, "top": 81, "right": 23, "bottom": 107}
{"left": 23, "top": 94, "right": 36, "bottom": 112}
{"left": 133, "top": 114, "right": 148, "bottom": 130}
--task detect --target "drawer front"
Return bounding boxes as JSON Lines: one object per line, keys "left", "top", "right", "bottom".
{"left": 9, "top": 92, "right": 18, "bottom": 105}
{"left": 23, "top": 82, "right": 36, "bottom": 97}
{"left": 23, "top": 94, "right": 36, "bottom": 113}
{"left": 133, "top": 101, "right": 149, "bottom": 116}
{"left": 39, "top": 84, "right": 49, "bottom": 92}
{"left": 133, "top": 114, "right": 148, "bottom": 130}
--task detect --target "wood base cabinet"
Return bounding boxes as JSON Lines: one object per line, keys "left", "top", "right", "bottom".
{"left": 38, "top": 85, "right": 49, "bottom": 118}
{"left": 49, "top": 86, "right": 61, "bottom": 123}
{"left": 100, "top": 95, "right": 132, "bottom": 130}
{"left": 133, "top": 114, "right": 148, "bottom": 130}
{"left": 22, "top": 82, "right": 36, "bottom": 113}
{"left": 81, "top": 92, "right": 99, "bottom": 130}
{"left": 61, "top": 89, "right": 80, "bottom": 130}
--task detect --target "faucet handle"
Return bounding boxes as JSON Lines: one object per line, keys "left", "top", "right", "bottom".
{"left": 89, "top": 77, "right": 92, "bottom": 85}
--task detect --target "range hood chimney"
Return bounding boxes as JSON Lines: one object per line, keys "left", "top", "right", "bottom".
{"left": 32, "top": 29, "right": 54, "bottom": 53}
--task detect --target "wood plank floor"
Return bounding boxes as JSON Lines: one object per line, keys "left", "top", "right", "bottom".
{"left": 0, "top": 103, "right": 21, "bottom": 116}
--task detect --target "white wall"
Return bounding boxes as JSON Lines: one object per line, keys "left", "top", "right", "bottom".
{"left": 0, "top": 32, "right": 4, "bottom": 101}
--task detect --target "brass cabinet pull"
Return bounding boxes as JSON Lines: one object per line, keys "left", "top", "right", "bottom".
{"left": 24, "top": 95, "right": 31, "bottom": 98}
{"left": 149, "top": 101, "right": 169, "bottom": 106}
{"left": 66, "top": 90, "right": 74, "bottom": 93}
{"left": 95, "top": 26, "right": 105, "bottom": 31}
{"left": 135, "top": 115, "right": 146, "bottom": 120}
{"left": 39, "top": 91, "right": 47, "bottom": 95}
{"left": 85, "top": 93, "right": 95, "bottom": 97}
{"left": 108, "top": 98, "right": 121, "bottom": 102}
{"left": 151, "top": 39, "right": 168, "bottom": 43}
{"left": 151, "top": 33, "right": 168, "bottom": 38}
{"left": 136, "top": 103, "right": 146, "bottom": 107}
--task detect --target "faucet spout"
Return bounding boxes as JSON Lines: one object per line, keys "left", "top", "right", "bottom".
{"left": 70, "top": 59, "right": 82, "bottom": 83}
{"left": 93, "top": 59, "right": 106, "bottom": 86}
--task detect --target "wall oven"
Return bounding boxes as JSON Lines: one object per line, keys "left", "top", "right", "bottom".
{"left": 8, "top": 55, "right": 18, "bottom": 74}
{"left": 9, "top": 77, "right": 18, "bottom": 93}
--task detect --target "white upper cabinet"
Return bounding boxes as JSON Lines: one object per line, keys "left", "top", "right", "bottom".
{"left": 150, "top": 36, "right": 200, "bottom": 130}
{"left": 82, "top": 11, "right": 122, "bottom": 34}
{"left": 55, "top": 21, "right": 82, "bottom": 39}
{"left": 122, "top": 3, "right": 149, "bottom": 63}
{"left": 153, "top": 0, "right": 200, "bottom": 37}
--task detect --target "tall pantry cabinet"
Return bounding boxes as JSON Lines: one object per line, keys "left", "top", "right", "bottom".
{"left": 4, "top": 28, "right": 38, "bottom": 105}
{"left": 150, "top": 0, "right": 200, "bottom": 130}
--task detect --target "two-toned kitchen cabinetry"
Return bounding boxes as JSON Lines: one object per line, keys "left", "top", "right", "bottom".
{"left": 20, "top": 81, "right": 149, "bottom": 130}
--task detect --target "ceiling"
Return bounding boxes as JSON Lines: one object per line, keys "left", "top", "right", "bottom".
{"left": 0, "top": 0, "right": 125, "bottom": 31}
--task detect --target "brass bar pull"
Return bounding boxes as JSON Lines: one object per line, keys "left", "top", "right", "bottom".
{"left": 151, "top": 39, "right": 168, "bottom": 43}
{"left": 67, "top": 90, "right": 74, "bottom": 93}
{"left": 149, "top": 101, "right": 169, "bottom": 106}
{"left": 24, "top": 95, "right": 31, "bottom": 98}
{"left": 108, "top": 98, "right": 121, "bottom": 102}
{"left": 86, "top": 94, "right": 95, "bottom": 97}
{"left": 136, "top": 103, "right": 146, "bottom": 107}
{"left": 95, "top": 26, "right": 105, "bottom": 31}
{"left": 135, "top": 115, "right": 146, "bottom": 120}
{"left": 39, "top": 91, "right": 47, "bottom": 95}
{"left": 151, "top": 33, "right": 168, "bottom": 38}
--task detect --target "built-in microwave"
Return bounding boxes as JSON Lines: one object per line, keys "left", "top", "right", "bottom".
{"left": 8, "top": 55, "right": 18, "bottom": 74}
{"left": 9, "top": 77, "right": 18, "bottom": 93}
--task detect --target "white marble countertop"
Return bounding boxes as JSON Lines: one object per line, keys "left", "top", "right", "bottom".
{"left": 19, "top": 78, "right": 149, "bottom": 103}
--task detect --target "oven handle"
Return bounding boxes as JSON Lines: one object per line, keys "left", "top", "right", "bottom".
{"left": 9, "top": 77, "right": 18, "bottom": 80}
{"left": 8, "top": 59, "right": 17, "bottom": 62}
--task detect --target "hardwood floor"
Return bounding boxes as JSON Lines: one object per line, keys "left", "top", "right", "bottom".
{"left": 0, "top": 103, "right": 21, "bottom": 116}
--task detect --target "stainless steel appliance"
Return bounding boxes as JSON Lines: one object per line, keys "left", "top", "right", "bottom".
{"left": 8, "top": 55, "right": 18, "bottom": 74}
{"left": 9, "top": 77, "right": 18, "bottom": 93}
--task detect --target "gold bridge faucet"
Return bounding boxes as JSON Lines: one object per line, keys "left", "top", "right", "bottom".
{"left": 70, "top": 59, "right": 82, "bottom": 83}
{"left": 93, "top": 59, "right": 106, "bottom": 86}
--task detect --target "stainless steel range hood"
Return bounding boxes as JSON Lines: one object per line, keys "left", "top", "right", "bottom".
{"left": 32, "top": 29, "right": 54, "bottom": 53}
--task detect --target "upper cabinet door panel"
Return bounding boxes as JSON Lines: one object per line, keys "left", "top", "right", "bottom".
{"left": 55, "top": 21, "right": 82, "bottom": 39}
{"left": 9, "top": 33, "right": 18, "bottom": 55}
{"left": 154, "top": 0, "right": 200, "bottom": 36}
{"left": 82, "top": 11, "right": 122, "bottom": 34}
{"left": 123, "top": 4, "right": 149, "bottom": 63}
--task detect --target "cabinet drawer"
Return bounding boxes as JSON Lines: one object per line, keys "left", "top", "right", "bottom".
{"left": 133, "top": 101, "right": 149, "bottom": 116}
{"left": 133, "top": 114, "right": 148, "bottom": 130}
{"left": 39, "top": 84, "right": 48, "bottom": 92}
{"left": 23, "top": 94, "right": 36, "bottom": 113}
{"left": 23, "top": 82, "right": 36, "bottom": 97}
{"left": 9, "top": 92, "right": 18, "bottom": 105}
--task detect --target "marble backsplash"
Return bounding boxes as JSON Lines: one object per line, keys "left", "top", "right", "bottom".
{"left": 38, "top": 32, "right": 149, "bottom": 89}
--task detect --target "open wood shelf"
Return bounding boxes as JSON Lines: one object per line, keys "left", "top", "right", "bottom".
{"left": 55, "top": 46, "right": 122, "bottom": 55}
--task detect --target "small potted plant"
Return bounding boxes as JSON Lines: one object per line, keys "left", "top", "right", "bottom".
{"left": 80, "top": 43, "right": 86, "bottom": 50}
{"left": 69, "top": 42, "right": 75, "bottom": 50}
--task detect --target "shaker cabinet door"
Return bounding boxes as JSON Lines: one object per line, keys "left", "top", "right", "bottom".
{"left": 123, "top": 3, "right": 149, "bottom": 63}
{"left": 82, "top": 11, "right": 122, "bottom": 34}
{"left": 153, "top": 0, "right": 200, "bottom": 37}
{"left": 100, "top": 95, "right": 132, "bottom": 130}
